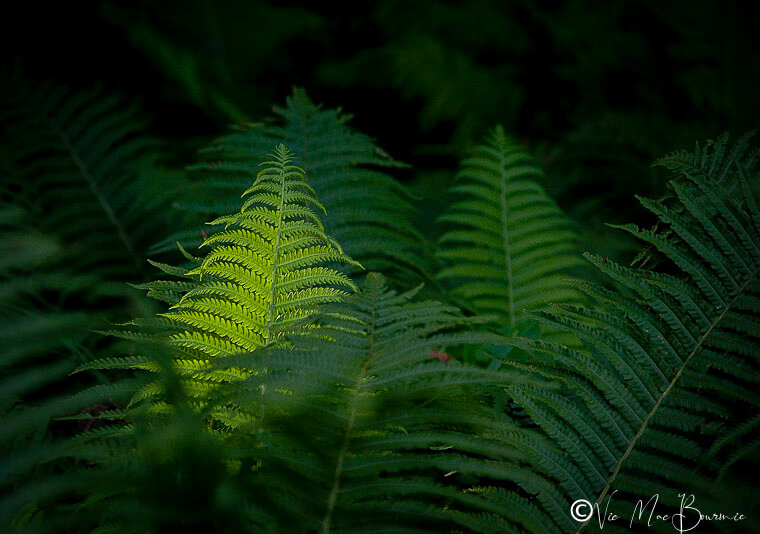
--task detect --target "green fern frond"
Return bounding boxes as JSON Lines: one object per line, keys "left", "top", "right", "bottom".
{"left": 655, "top": 129, "right": 758, "bottom": 192}
{"left": 500, "top": 133, "right": 760, "bottom": 531}
{"left": 437, "top": 126, "right": 583, "bottom": 332}
{"left": 102, "top": 144, "right": 359, "bottom": 406}
{"left": 161, "top": 144, "right": 359, "bottom": 359}
{"left": 153, "top": 88, "right": 432, "bottom": 281}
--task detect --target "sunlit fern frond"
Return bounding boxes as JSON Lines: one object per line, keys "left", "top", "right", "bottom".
{"left": 87, "top": 145, "right": 360, "bottom": 410}
{"left": 437, "top": 125, "right": 583, "bottom": 334}
{"left": 152, "top": 88, "right": 432, "bottom": 282}
{"left": 165, "top": 144, "right": 359, "bottom": 354}
{"left": 161, "top": 144, "right": 358, "bottom": 353}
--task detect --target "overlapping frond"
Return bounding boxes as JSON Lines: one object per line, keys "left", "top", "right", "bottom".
{"left": 499, "top": 134, "right": 760, "bottom": 531}
{"left": 437, "top": 126, "right": 583, "bottom": 331}
{"left": 152, "top": 88, "right": 432, "bottom": 281}
{"left": 203, "top": 273, "right": 560, "bottom": 532}
{"left": 3, "top": 65, "right": 757, "bottom": 534}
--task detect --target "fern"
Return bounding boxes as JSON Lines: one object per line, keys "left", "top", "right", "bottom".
{"left": 4, "top": 65, "right": 758, "bottom": 533}
{"left": 201, "top": 272, "right": 545, "bottom": 532}
{"left": 0, "top": 77, "right": 174, "bottom": 531}
{"left": 437, "top": 126, "right": 582, "bottom": 332}
{"left": 97, "top": 144, "right": 359, "bottom": 412}
{"left": 152, "top": 88, "right": 431, "bottom": 281}
{"left": 2, "top": 346, "right": 246, "bottom": 533}
{"left": 0, "top": 72, "right": 165, "bottom": 280}
{"left": 498, "top": 133, "right": 760, "bottom": 530}
{"left": 655, "top": 129, "right": 758, "bottom": 193}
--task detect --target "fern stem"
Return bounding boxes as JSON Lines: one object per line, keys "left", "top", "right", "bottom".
{"left": 498, "top": 143, "right": 516, "bottom": 327}
{"left": 47, "top": 116, "right": 145, "bottom": 277}
{"left": 320, "top": 289, "right": 377, "bottom": 533}
{"left": 577, "top": 267, "right": 759, "bottom": 533}
{"left": 320, "top": 394, "right": 357, "bottom": 534}
{"left": 265, "top": 146, "right": 289, "bottom": 341}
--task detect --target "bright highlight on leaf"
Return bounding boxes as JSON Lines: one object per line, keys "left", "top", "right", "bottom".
{"left": 165, "top": 144, "right": 360, "bottom": 356}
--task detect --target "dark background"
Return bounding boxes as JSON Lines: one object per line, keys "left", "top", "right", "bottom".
{"left": 3, "top": 0, "right": 759, "bottom": 259}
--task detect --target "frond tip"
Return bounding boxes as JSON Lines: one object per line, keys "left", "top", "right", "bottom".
{"left": 163, "top": 143, "right": 361, "bottom": 359}
{"left": 156, "top": 88, "right": 431, "bottom": 282}
{"left": 437, "top": 125, "right": 582, "bottom": 330}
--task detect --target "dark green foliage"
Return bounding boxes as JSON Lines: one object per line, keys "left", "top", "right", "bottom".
{"left": 0, "top": 77, "right": 186, "bottom": 532}
{"left": 500, "top": 135, "right": 760, "bottom": 530}
{"left": 0, "top": 203, "right": 136, "bottom": 532}
{"left": 655, "top": 129, "right": 759, "bottom": 194}
{"left": 0, "top": 72, "right": 167, "bottom": 280}
{"left": 200, "top": 273, "right": 533, "bottom": 532}
{"left": 3, "top": 96, "right": 759, "bottom": 532}
{"left": 100, "top": 1, "right": 326, "bottom": 124}
{"left": 2, "top": 344, "right": 250, "bottom": 533}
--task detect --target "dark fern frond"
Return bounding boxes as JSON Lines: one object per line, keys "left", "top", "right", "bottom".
{"left": 0, "top": 79, "right": 181, "bottom": 530}
{"left": 0, "top": 72, "right": 165, "bottom": 280}
{"left": 2, "top": 345, "right": 249, "bottom": 533}
{"left": 633, "top": 130, "right": 760, "bottom": 273}
{"left": 204, "top": 272, "right": 561, "bottom": 533}
{"left": 500, "top": 134, "right": 760, "bottom": 531}
{"left": 0, "top": 203, "right": 141, "bottom": 533}
{"left": 153, "top": 88, "right": 432, "bottom": 282}
{"left": 655, "top": 129, "right": 758, "bottom": 193}
{"left": 437, "top": 126, "right": 583, "bottom": 333}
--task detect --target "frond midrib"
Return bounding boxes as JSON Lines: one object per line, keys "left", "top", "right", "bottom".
{"left": 265, "top": 149, "right": 288, "bottom": 342}
{"left": 577, "top": 265, "right": 760, "bottom": 533}
{"left": 319, "top": 290, "right": 376, "bottom": 534}
{"left": 41, "top": 101, "right": 144, "bottom": 276}
{"left": 497, "top": 139, "right": 516, "bottom": 327}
